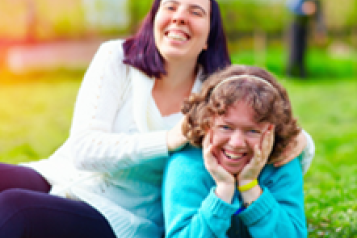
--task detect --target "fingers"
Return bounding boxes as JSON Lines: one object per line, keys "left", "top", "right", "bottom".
{"left": 237, "top": 144, "right": 262, "bottom": 181}
{"left": 203, "top": 131, "right": 216, "bottom": 170}
{"left": 253, "top": 144, "right": 262, "bottom": 164}
{"left": 250, "top": 126, "right": 272, "bottom": 167}
{"left": 203, "top": 131, "right": 234, "bottom": 183}
{"left": 202, "top": 130, "right": 211, "bottom": 150}
{"left": 238, "top": 126, "right": 274, "bottom": 181}
{"left": 202, "top": 131, "right": 212, "bottom": 161}
{"left": 261, "top": 125, "right": 274, "bottom": 163}
{"left": 167, "top": 118, "right": 188, "bottom": 151}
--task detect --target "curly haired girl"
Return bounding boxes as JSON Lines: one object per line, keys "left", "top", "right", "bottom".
{"left": 163, "top": 65, "right": 308, "bottom": 238}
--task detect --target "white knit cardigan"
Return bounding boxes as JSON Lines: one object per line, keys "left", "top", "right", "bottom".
{"left": 22, "top": 39, "right": 202, "bottom": 238}
{"left": 23, "top": 39, "right": 315, "bottom": 238}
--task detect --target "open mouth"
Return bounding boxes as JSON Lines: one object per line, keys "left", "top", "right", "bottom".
{"left": 165, "top": 30, "right": 190, "bottom": 42}
{"left": 222, "top": 150, "right": 247, "bottom": 160}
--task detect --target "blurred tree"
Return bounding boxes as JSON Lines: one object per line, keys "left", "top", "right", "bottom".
{"left": 25, "top": 0, "right": 37, "bottom": 43}
{"left": 82, "top": 0, "right": 129, "bottom": 30}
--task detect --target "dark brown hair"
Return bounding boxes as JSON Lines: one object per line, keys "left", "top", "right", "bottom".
{"left": 122, "top": 0, "right": 231, "bottom": 79}
{"left": 181, "top": 65, "right": 301, "bottom": 161}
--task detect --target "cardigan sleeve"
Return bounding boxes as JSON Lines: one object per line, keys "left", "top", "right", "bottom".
{"left": 237, "top": 159, "right": 307, "bottom": 238}
{"left": 163, "top": 147, "right": 239, "bottom": 238}
{"left": 67, "top": 40, "right": 168, "bottom": 173}
{"left": 300, "top": 129, "right": 315, "bottom": 174}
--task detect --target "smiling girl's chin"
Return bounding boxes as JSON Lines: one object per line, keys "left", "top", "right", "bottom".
{"left": 220, "top": 155, "right": 253, "bottom": 176}
{"left": 221, "top": 163, "right": 245, "bottom": 176}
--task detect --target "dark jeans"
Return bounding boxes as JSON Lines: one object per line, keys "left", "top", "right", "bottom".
{"left": 0, "top": 163, "right": 116, "bottom": 238}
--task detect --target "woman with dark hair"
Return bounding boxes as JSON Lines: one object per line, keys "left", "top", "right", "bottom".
{"left": 0, "top": 1, "right": 313, "bottom": 238}
{"left": 163, "top": 65, "right": 308, "bottom": 238}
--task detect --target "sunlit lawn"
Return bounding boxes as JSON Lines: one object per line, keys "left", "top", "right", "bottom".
{"left": 0, "top": 72, "right": 81, "bottom": 164}
{"left": 0, "top": 49, "right": 356, "bottom": 237}
{"left": 281, "top": 78, "right": 357, "bottom": 237}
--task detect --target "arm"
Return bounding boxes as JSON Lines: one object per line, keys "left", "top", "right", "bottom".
{"left": 272, "top": 129, "right": 315, "bottom": 174}
{"left": 163, "top": 147, "right": 239, "bottom": 238}
{"left": 68, "top": 40, "right": 168, "bottom": 173}
{"left": 299, "top": 130, "right": 315, "bottom": 174}
{"left": 237, "top": 159, "right": 307, "bottom": 238}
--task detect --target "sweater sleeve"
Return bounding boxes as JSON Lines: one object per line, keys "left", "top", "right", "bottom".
{"left": 163, "top": 147, "right": 239, "bottom": 238}
{"left": 67, "top": 40, "right": 168, "bottom": 173}
{"left": 300, "top": 129, "right": 315, "bottom": 174}
{"left": 237, "top": 159, "right": 307, "bottom": 238}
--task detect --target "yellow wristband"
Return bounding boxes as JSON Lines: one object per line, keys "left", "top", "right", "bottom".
{"left": 238, "top": 179, "right": 258, "bottom": 192}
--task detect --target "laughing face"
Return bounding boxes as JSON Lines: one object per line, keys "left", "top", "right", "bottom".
{"left": 210, "top": 102, "right": 270, "bottom": 175}
{"left": 153, "top": 0, "right": 210, "bottom": 63}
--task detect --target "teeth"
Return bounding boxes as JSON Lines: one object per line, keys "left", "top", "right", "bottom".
{"left": 224, "top": 151, "right": 244, "bottom": 160}
{"left": 167, "top": 32, "right": 187, "bottom": 41}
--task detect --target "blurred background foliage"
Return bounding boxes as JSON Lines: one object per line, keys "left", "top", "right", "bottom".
{"left": 1, "top": 0, "right": 356, "bottom": 78}
{"left": 0, "top": 0, "right": 86, "bottom": 40}
{"left": 0, "top": 1, "right": 356, "bottom": 237}
{"left": 0, "top": 0, "right": 356, "bottom": 43}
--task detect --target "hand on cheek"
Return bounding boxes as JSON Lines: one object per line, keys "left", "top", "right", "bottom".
{"left": 203, "top": 131, "right": 235, "bottom": 204}
{"left": 167, "top": 117, "right": 188, "bottom": 152}
{"left": 236, "top": 126, "right": 274, "bottom": 204}
{"left": 237, "top": 125, "right": 274, "bottom": 183}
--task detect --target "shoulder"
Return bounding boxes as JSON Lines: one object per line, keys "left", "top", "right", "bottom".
{"left": 167, "top": 145, "right": 205, "bottom": 170}
{"left": 259, "top": 158, "right": 303, "bottom": 190}
{"left": 98, "top": 39, "right": 125, "bottom": 52}
{"left": 94, "top": 39, "right": 126, "bottom": 62}
{"left": 165, "top": 145, "right": 212, "bottom": 185}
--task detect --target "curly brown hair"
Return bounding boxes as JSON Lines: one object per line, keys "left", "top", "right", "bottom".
{"left": 181, "top": 65, "right": 301, "bottom": 161}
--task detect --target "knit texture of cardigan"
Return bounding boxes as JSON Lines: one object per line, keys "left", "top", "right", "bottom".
{"left": 163, "top": 146, "right": 308, "bottom": 238}
{"left": 22, "top": 39, "right": 202, "bottom": 238}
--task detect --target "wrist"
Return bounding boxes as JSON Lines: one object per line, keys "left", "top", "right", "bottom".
{"left": 238, "top": 180, "right": 262, "bottom": 205}
{"left": 241, "top": 185, "right": 262, "bottom": 204}
{"left": 215, "top": 183, "right": 235, "bottom": 204}
{"left": 238, "top": 179, "right": 258, "bottom": 190}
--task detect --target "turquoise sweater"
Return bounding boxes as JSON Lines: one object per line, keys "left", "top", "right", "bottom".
{"left": 163, "top": 146, "right": 307, "bottom": 238}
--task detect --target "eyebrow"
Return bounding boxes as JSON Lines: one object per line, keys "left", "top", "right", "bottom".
{"left": 221, "top": 119, "right": 260, "bottom": 129}
{"left": 161, "top": 0, "right": 208, "bottom": 15}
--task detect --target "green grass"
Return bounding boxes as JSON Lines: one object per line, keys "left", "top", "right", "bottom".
{"left": 0, "top": 72, "right": 81, "bottom": 164}
{"left": 231, "top": 47, "right": 357, "bottom": 79}
{"left": 0, "top": 50, "right": 357, "bottom": 237}
{"left": 231, "top": 48, "right": 357, "bottom": 237}
{"left": 281, "top": 78, "right": 357, "bottom": 237}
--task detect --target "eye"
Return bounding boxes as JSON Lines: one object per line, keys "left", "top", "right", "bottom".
{"left": 247, "top": 129, "right": 262, "bottom": 136}
{"left": 163, "top": 3, "right": 176, "bottom": 11}
{"left": 219, "top": 125, "right": 232, "bottom": 131}
{"left": 191, "top": 10, "right": 203, "bottom": 16}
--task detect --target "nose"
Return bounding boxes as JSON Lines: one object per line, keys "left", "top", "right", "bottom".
{"left": 172, "top": 8, "right": 187, "bottom": 25}
{"left": 229, "top": 131, "right": 246, "bottom": 148}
